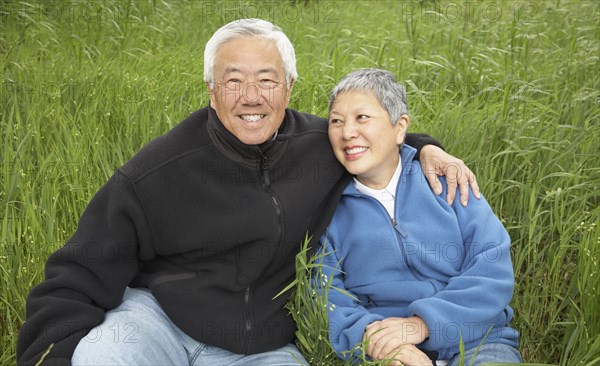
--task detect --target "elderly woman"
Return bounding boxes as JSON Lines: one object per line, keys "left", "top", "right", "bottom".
{"left": 318, "top": 68, "right": 521, "bottom": 366}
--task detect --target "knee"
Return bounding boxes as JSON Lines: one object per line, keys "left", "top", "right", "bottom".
{"left": 71, "top": 288, "right": 186, "bottom": 365}
{"left": 72, "top": 321, "right": 142, "bottom": 364}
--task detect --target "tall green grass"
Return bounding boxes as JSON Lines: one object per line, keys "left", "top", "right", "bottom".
{"left": 1, "top": 1, "right": 598, "bottom": 364}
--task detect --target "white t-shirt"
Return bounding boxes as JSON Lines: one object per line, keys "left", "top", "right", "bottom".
{"left": 353, "top": 158, "right": 402, "bottom": 219}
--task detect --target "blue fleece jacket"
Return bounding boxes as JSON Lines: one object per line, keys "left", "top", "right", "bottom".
{"left": 318, "top": 145, "right": 519, "bottom": 361}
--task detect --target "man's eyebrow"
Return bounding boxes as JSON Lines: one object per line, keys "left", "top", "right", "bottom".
{"left": 222, "top": 67, "right": 279, "bottom": 78}
{"left": 223, "top": 67, "right": 241, "bottom": 74}
{"left": 257, "top": 67, "right": 279, "bottom": 75}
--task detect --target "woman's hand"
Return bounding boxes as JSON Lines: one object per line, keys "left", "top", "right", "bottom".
{"left": 372, "top": 344, "right": 433, "bottom": 366}
{"left": 364, "top": 316, "right": 430, "bottom": 361}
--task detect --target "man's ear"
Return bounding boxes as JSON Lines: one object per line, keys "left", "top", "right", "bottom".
{"left": 206, "top": 81, "right": 216, "bottom": 108}
{"left": 285, "top": 79, "right": 295, "bottom": 101}
{"left": 395, "top": 115, "right": 410, "bottom": 144}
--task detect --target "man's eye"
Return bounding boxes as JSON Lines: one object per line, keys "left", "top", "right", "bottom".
{"left": 260, "top": 79, "right": 279, "bottom": 88}
{"left": 358, "top": 114, "right": 369, "bottom": 120}
{"left": 330, "top": 119, "right": 343, "bottom": 124}
{"left": 225, "top": 79, "right": 241, "bottom": 88}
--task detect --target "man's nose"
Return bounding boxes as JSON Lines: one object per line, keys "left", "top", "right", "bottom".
{"left": 240, "top": 82, "right": 263, "bottom": 104}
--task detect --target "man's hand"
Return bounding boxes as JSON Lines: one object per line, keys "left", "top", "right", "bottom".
{"left": 419, "top": 145, "right": 480, "bottom": 206}
{"left": 363, "top": 316, "right": 430, "bottom": 361}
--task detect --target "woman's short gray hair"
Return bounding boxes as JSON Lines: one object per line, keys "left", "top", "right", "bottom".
{"left": 329, "top": 68, "right": 408, "bottom": 125}
{"left": 204, "top": 19, "right": 298, "bottom": 87}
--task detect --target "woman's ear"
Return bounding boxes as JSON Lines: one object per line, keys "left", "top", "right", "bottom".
{"left": 395, "top": 115, "right": 410, "bottom": 144}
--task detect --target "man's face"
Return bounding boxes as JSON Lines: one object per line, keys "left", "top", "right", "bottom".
{"left": 208, "top": 37, "right": 293, "bottom": 145}
{"left": 328, "top": 90, "right": 409, "bottom": 189}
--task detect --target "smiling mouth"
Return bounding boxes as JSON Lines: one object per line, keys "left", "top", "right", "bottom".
{"left": 345, "top": 146, "right": 368, "bottom": 155}
{"left": 239, "top": 114, "right": 266, "bottom": 122}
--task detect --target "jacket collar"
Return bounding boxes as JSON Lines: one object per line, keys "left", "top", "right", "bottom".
{"left": 342, "top": 144, "right": 417, "bottom": 196}
{"left": 206, "top": 106, "right": 289, "bottom": 166}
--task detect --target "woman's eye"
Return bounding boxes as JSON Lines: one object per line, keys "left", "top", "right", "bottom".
{"left": 358, "top": 114, "right": 369, "bottom": 120}
{"left": 330, "top": 118, "right": 342, "bottom": 124}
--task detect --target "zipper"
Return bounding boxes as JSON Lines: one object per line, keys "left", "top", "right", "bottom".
{"left": 392, "top": 217, "right": 427, "bottom": 280}
{"left": 241, "top": 286, "right": 253, "bottom": 353}
{"left": 244, "top": 286, "right": 252, "bottom": 332}
{"left": 238, "top": 149, "right": 283, "bottom": 353}
{"left": 258, "top": 148, "right": 271, "bottom": 187}
{"left": 354, "top": 193, "right": 420, "bottom": 278}
{"left": 257, "top": 148, "right": 284, "bottom": 259}
{"left": 392, "top": 217, "right": 413, "bottom": 272}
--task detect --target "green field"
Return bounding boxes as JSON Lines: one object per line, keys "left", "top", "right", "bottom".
{"left": 1, "top": 0, "right": 599, "bottom": 365}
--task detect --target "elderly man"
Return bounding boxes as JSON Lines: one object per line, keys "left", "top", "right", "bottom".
{"left": 17, "top": 19, "right": 478, "bottom": 365}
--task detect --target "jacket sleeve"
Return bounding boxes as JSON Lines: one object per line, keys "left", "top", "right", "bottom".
{"left": 17, "top": 170, "right": 151, "bottom": 366}
{"left": 404, "top": 133, "right": 444, "bottom": 161}
{"left": 315, "top": 233, "right": 384, "bottom": 363}
{"left": 407, "top": 180, "right": 514, "bottom": 350}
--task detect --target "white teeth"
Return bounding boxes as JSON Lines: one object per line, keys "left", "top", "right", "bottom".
{"left": 345, "top": 147, "right": 367, "bottom": 155}
{"left": 240, "top": 114, "right": 265, "bottom": 122}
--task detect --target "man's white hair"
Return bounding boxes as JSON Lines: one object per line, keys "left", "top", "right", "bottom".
{"left": 204, "top": 19, "right": 298, "bottom": 87}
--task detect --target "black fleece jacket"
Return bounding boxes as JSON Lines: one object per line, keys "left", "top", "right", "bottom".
{"left": 17, "top": 106, "right": 441, "bottom": 365}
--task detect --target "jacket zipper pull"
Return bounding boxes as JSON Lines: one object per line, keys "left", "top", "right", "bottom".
{"left": 259, "top": 150, "right": 271, "bottom": 186}
{"left": 392, "top": 218, "right": 407, "bottom": 237}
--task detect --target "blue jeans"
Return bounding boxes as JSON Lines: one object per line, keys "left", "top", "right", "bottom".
{"left": 444, "top": 342, "right": 522, "bottom": 366}
{"left": 72, "top": 288, "right": 308, "bottom": 365}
